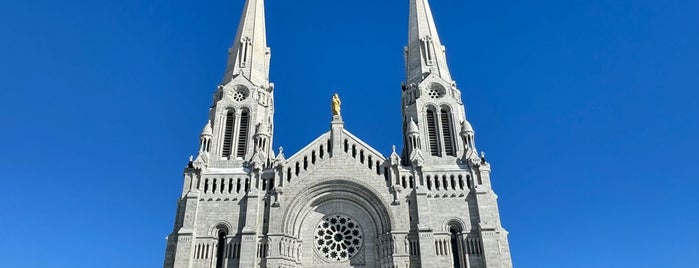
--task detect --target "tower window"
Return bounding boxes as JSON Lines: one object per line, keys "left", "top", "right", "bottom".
{"left": 239, "top": 37, "right": 251, "bottom": 67}
{"left": 450, "top": 226, "right": 461, "bottom": 268}
{"left": 426, "top": 110, "right": 439, "bottom": 156}
{"left": 441, "top": 109, "right": 455, "bottom": 156}
{"left": 236, "top": 111, "right": 249, "bottom": 158}
{"left": 222, "top": 111, "right": 235, "bottom": 157}
{"left": 215, "top": 230, "right": 227, "bottom": 268}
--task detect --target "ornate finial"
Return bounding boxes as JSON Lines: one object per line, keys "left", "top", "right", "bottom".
{"left": 392, "top": 145, "right": 397, "bottom": 154}
{"left": 189, "top": 155, "right": 194, "bottom": 162}
{"left": 331, "top": 93, "right": 342, "bottom": 116}
{"left": 278, "top": 146, "right": 283, "bottom": 155}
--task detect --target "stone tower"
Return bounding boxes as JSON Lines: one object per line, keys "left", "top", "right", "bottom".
{"left": 163, "top": 0, "right": 513, "bottom": 267}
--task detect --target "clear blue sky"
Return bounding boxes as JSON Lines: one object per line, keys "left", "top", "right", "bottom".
{"left": 1, "top": 0, "right": 698, "bottom": 267}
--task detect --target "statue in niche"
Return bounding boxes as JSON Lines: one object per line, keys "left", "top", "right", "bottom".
{"left": 331, "top": 93, "right": 342, "bottom": 116}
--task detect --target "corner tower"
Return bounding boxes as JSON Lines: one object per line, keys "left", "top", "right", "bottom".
{"left": 400, "top": 1, "right": 513, "bottom": 268}
{"left": 163, "top": 0, "right": 273, "bottom": 267}
{"left": 209, "top": 0, "right": 274, "bottom": 168}
{"left": 402, "top": 0, "right": 475, "bottom": 165}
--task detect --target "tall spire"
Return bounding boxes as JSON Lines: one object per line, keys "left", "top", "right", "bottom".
{"left": 223, "top": 0, "right": 270, "bottom": 87}
{"left": 405, "top": 0, "right": 452, "bottom": 85}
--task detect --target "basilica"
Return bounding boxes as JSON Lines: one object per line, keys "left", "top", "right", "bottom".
{"left": 163, "top": 0, "right": 513, "bottom": 267}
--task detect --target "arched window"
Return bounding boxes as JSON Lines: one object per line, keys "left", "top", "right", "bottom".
{"left": 215, "top": 229, "right": 228, "bottom": 268}
{"left": 441, "top": 108, "right": 455, "bottom": 156}
{"left": 426, "top": 109, "right": 439, "bottom": 156}
{"left": 222, "top": 110, "right": 235, "bottom": 157}
{"left": 450, "top": 226, "right": 461, "bottom": 268}
{"left": 236, "top": 111, "right": 250, "bottom": 158}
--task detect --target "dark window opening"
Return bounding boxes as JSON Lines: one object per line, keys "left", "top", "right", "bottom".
{"left": 222, "top": 111, "right": 235, "bottom": 157}
{"left": 236, "top": 111, "right": 250, "bottom": 158}
{"left": 450, "top": 227, "right": 461, "bottom": 268}
{"left": 427, "top": 110, "right": 439, "bottom": 156}
{"left": 215, "top": 230, "right": 227, "bottom": 268}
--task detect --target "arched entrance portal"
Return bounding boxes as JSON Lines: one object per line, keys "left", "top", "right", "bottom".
{"left": 281, "top": 179, "right": 393, "bottom": 268}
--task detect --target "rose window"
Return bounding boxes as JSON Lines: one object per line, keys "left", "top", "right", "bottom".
{"left": 233, "top": 90, "right": 247, "bottom": 101}
{"left": 314, "top": 215, "right": 363, "bottom": 262}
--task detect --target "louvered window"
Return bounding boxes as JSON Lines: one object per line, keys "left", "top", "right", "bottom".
{"left": 426, "top": 110, "right": 439, "bottom": 156}
{"left": 222, "top": 111, "right": 235, "bottom": 157}
{"left": 441, "top": 109, "right": 455, "bottom": 156}
{"left": 236, "top": 111, "right": 249, "bottom": 157}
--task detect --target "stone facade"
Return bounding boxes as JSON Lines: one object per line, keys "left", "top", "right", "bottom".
{"left": 163, "top": 0, "right": 513, "bottom": 267}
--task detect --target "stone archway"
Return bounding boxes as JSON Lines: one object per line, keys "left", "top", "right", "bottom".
{"left": 281, "top": 179, "right": 393, "bottom": 268}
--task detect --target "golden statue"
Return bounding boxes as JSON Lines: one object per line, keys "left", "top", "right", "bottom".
{"left": 331, "top": 93, "right": 342, "bottom": 116}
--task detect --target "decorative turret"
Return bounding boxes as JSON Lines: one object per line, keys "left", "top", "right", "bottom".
{"left": 405, "top": 117, "right": 422, "bottom": 155}
{"left": 460, "top": 120, "right": 476, "bottom": 151}
{"left": 199, "top": 121, "right": 213, "bottom": 154}
{"left": 253, "top": 122, "right": 272, "bottom": 154}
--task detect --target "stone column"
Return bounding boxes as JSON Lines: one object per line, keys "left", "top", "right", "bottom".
{"left": 330, "top": 115, "right": 344, "bottom": 157}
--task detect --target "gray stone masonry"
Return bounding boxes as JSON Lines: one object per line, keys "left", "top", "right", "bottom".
{"left": 163, "top": 0, "right": 513, "bottom": 267}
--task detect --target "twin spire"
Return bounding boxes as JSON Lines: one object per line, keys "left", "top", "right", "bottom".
{"left": 406, "top": 0, "right": 453, "bottom": 85}
{"left": 222, "top": 0, "right": 452, "bottom": 87}
{"left": 223, "top": 0, "right": 270, "bottom": 88}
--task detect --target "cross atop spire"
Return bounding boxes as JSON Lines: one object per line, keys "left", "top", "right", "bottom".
{"left": 405, "top": 0, "right": 452, "bottom": 85}
{"left": 223, "top": 0, "right": 270, "bottom": 87}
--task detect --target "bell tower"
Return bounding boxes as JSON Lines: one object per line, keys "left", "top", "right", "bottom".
{"left": 163, "top": 0, "right": 273, "bottom": 267}
{"left": 204, "top": 0, "right": 274, "bottom": 169}
{"left": 402, "top": 0, "right": 478, "bottom": 165}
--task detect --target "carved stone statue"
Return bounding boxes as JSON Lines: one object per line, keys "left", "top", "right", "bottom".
{"left": 331, "top": 93, "right": 342, "bottom": 116}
